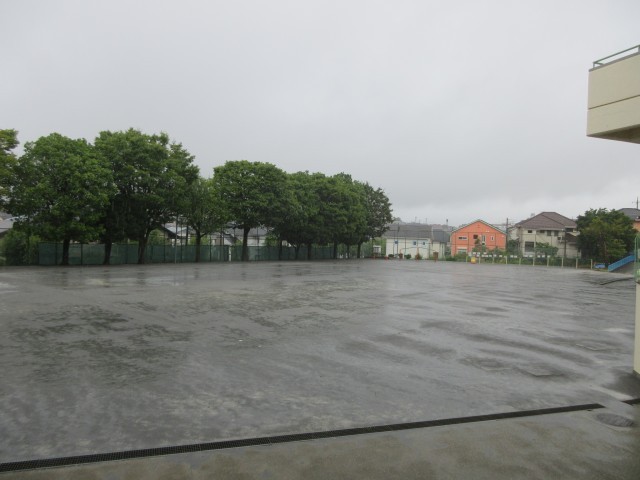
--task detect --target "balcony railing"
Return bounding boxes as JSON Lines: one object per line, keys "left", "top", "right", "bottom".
{"left": 593, "top": 45, "right": 640, "bottom": 68}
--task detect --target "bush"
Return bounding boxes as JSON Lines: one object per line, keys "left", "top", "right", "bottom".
{"left": 415, "top": 253, "right": 422, "bottom": 260}
{"left": 1, "top": 230, "right": 40, "bottom": 265}
{"left": 404, "top": 254, "right": 411, "bottom": 260}
{"left": 148, "top": 229, "right": 170, "bottom": 246}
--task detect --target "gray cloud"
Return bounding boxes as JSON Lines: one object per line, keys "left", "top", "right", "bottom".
{"left": 2, "top": 0, "right": 639, "bottom": 226}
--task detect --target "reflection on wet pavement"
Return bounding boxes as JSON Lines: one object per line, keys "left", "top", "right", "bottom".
{"left": 0, "top": 261, "right": 638, "bottom": 463}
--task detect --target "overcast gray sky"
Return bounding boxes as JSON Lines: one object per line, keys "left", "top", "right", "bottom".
{"left": 2, "top": 0, "right": 639, "bottom": 226}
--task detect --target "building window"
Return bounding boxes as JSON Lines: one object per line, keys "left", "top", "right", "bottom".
{"left": 527, "top": 230, "right": 533, "bottom": 233}
{"left": 524, "top": 241, "right": 535, "bottom": 252}
{"left": 490, "top": 236, "right": 494, "bottom": 241}
{"left": 481, "top": 235, "right": 486, "bottom": 242}
{"left": 412, "top": 241, "right": 417, "bottom": 246}
{"left": 394, "top": 240, "right": 398, "bottom": 244}
{"left": 473, "top": 234, "right": 478, "bottom": 239}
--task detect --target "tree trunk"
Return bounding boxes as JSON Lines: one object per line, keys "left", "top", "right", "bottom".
{"left": 242, "top": 226, "right": 250, "bottom": 261}
{"left": 61, "top": 237, "right": 71, "bottom": 266}
{"left": 103, "top": 239, "right": 112, "bottom": 265}
{"left": 195, "top": 230, "right": 202, "bottom": 263}
{"left": 333, "top": 241, "right": 338, "bottom": 260}
{"left": 307, "top": 244, "right": 313, "bottom": 260}
{"left": 137, "top": 233, "right": 149, "bottom": 264}
{"left": 357, "top": 242, "right": 362, "bottom": 259}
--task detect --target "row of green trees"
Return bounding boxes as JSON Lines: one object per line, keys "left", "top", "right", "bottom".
{"left": 0, "top": 129, "right": 393, "bottom": 265}
{"left": 576, "top": 208, "right": 637, "bottom": 266}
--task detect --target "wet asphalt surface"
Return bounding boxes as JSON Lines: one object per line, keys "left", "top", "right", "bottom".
{"left": 1, "top": 260, "right": 639, "bottom": 463}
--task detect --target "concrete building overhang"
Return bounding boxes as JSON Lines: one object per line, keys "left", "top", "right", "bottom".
{"left": 587, "top": 46, "right": 640, "bottom": 144}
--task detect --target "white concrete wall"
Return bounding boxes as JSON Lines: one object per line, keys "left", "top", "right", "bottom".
{"left": 515, "top": 228, "right": 579, "bottom": 258}
{"left": 633, "top": 283, "right": 640, "bottom": 375}
{"left": 587, "top": 52, "right": 640, "bottom": 142}
{"left": 385, "top": 238, "right": 446, "bottom": 258}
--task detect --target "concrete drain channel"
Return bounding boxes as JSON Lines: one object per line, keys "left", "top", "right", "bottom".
{"left": 1, "top": 402, "right": 626, "bottom": 473}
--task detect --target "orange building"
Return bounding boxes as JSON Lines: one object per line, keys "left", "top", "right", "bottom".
{"left": 450, "top": 220, "right": 506, "bottom": 256}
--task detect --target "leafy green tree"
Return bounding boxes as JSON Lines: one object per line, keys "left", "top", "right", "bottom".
{"left": 6, "top": 133, "right": 113, "bottom": 265}
{"left": 0, "top": 129, "right": 19, "bottom": 208}
{"left": 212, "top": 160, "right": 289, "bottom": 261}
{"left": 326, "top": 174, "right": 367, "bottom": 258}
{"left": 293, "top": 172, "right": 333, "bottom": 259}
{"left": 180, "top": 177, "right": 227, "bottom": 262}
{"left": 576, "top": 208, "right": 636, "bottom": 265}
{"left": 534, "top": 241, "right": 558, "bottom": 257}
{"left": 271, "top": 171, "right": 320, "bottom": 259}
{"left": 355, "top": 181, "right": 393, "bottom": 257}
{"left": 94, "top": 129, "right": 199, "bottom": 264}
{"left": 472, "top": 238, "right": 486, "bottom": 254}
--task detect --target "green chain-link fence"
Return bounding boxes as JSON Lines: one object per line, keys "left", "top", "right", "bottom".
{"left": 36, "top": 243, "right": 367, "bottom": 265}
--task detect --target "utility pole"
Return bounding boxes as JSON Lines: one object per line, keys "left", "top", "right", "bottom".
{"left": 505, "top": 217, "right": 510, "bottom": 258}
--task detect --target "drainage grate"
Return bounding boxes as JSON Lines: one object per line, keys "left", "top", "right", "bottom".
{"left": 0, "top": 403, "right": 604, "bottom": 473}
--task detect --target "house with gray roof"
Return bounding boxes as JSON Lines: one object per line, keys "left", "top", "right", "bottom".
{"left": 382, "top": 223, "right": 450, "bottom": 258}
{"left": 511, "top": 212, "right": 579, "bottom": 258}
{"left": 0, "top": 216, "right": 15, "bottom": 238}
{"left": 618, "top": 207, "right": 640, "bottom": 231}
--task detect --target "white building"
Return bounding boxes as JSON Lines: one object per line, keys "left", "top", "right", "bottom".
{"left": 382, "top": 223, "right": 450, "bottom": 259}
{"left": 587, "top": 45, "right": 640, "bottom": 375}
{"left": 511, "top": 212, "right": 579, "bottom": 258}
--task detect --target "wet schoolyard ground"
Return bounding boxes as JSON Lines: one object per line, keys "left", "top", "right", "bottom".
{"left": 1, "top": 260, "right": 639, "bottom": 466}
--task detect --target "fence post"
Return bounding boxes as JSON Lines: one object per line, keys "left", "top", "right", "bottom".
{"left": 561, "top": 257, "right": 564, "bottom": 268}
